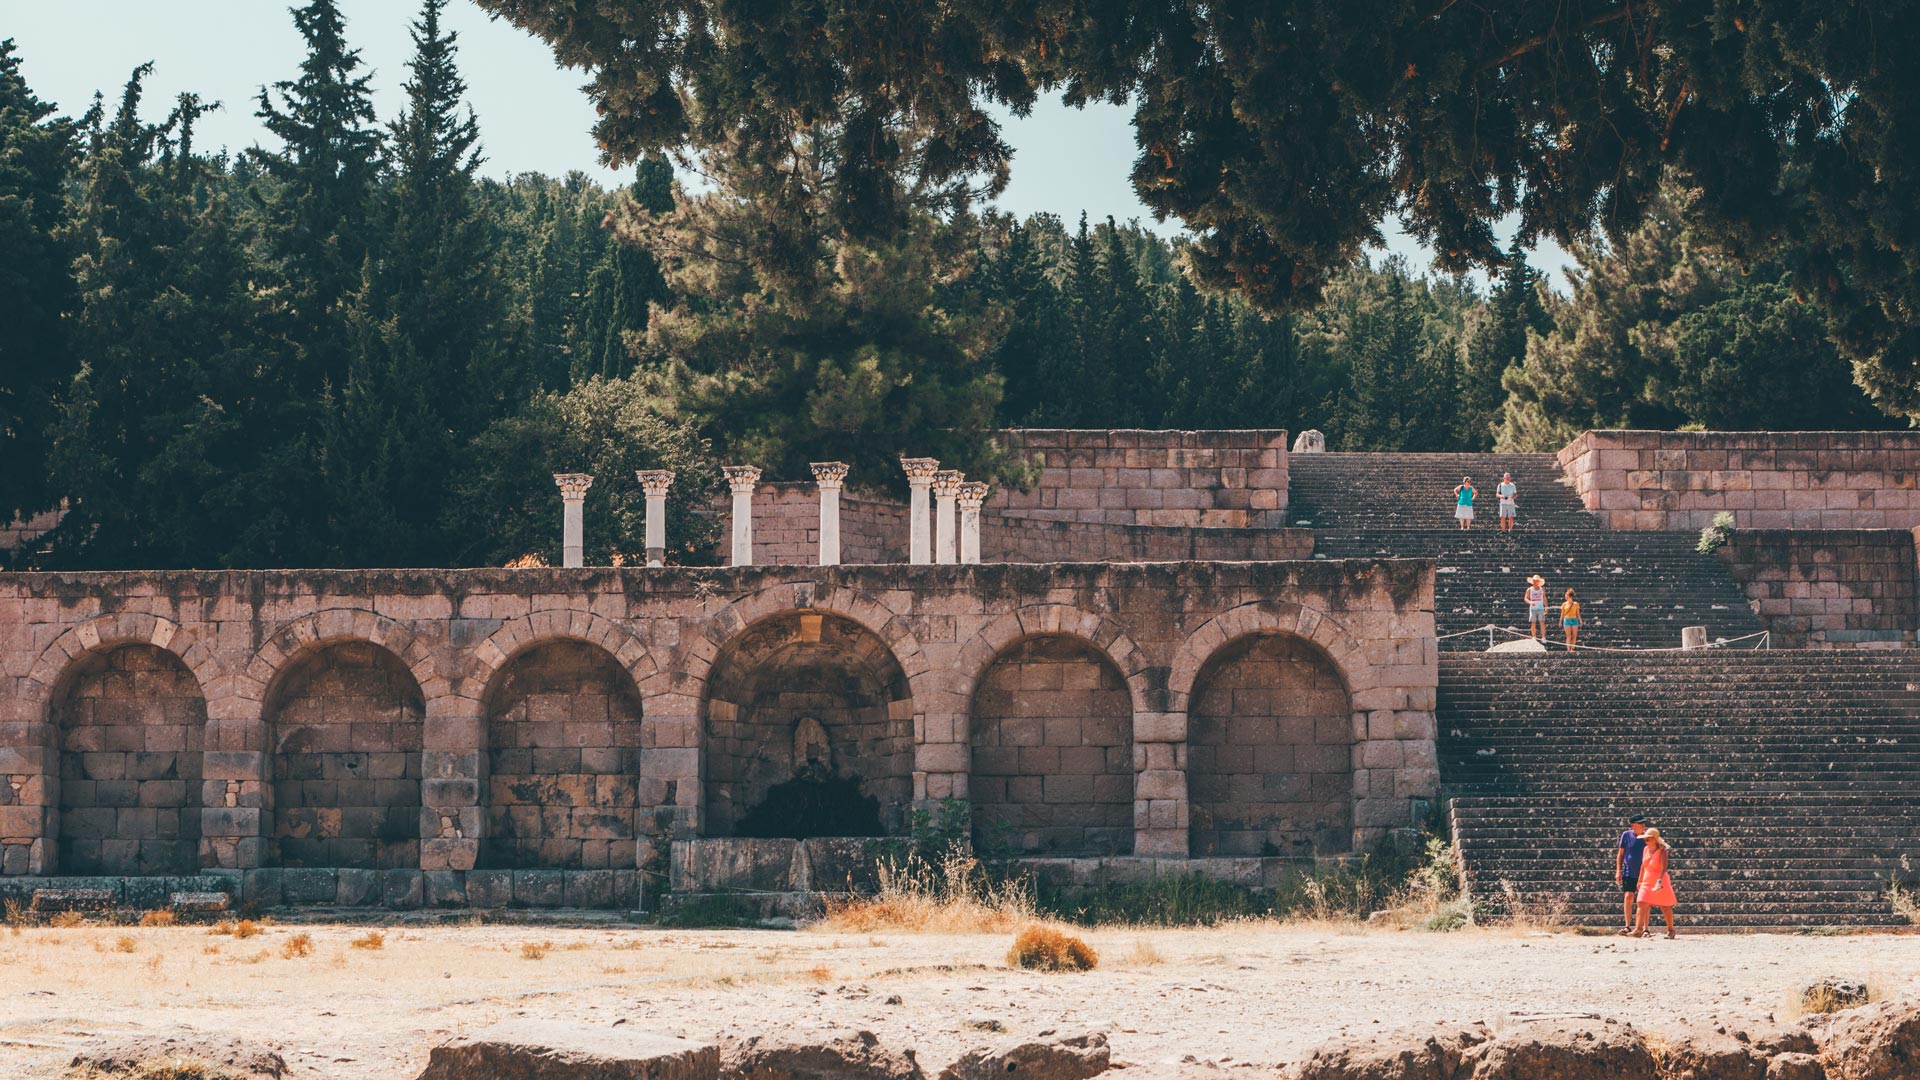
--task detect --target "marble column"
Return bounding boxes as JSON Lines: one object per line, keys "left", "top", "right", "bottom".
{"left": 722, "top": 465, "right": 761, "bottom": 566}
{"left": 552, "top": 473, "right": 594, "bottom": 568}
{"left": 932, "top": 470, "right": 965, "bottom": 565}
{"left": 957, "top": 481, "right": 988, "bottom": 564}
{"left": 900, "top": 458, "right": 940, "bottom": 565}
{"left": 636, "top": 470, "right": 675, "bottom": 567}
{"left": 810, "top": 462, "right": 850, "bottom": 566}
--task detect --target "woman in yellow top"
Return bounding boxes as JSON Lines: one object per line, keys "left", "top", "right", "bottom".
{"left": 1560, "top": 589, "right": 1581, "bottom": 650}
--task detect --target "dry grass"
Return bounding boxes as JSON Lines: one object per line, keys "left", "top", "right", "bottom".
{"left": 1119, "top": 937, "right": 1165, "bottom": 966}
{"left": 51, "top": 911, "right": 87, "bottom": 928}
{"left": 279, "top": 933, "right": 314, "bottom": 959}
{"left": 1497, "top": 881, "right": 1570, "bottom": 932}
{"left": 349, "top": 931, "right": 385, "bottom": 950}
{"left": 114, "top": 934, "right": 139, "bottom": 953}
{"left": 805, "top": 965, "right": 834, "bottom": 982}
{"left": 819, "top": 854, "right": 1037, "bottom": 934}
{"left": 140, "top": 910, "right": 179, "bottom": 928}
{"left": 1782, "top": 975, "right": 1891, "bottom": 1019}
{"left": 210, "top": 919, "right": 262, "bottom": 940}
{"left": 520, "top": 941, "right": 552, "bottom": 960}
{"left": 1005, "top": 924, "right": 1098, "bottom": 972}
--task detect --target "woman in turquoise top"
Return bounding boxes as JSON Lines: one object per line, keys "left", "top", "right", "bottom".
{"left": 1452, "top": 477, "right": 1476, "bottom": 530}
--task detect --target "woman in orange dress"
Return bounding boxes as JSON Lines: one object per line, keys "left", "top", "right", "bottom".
{"left": 1631, "top": 828, "right": 1678, "bottom": 938}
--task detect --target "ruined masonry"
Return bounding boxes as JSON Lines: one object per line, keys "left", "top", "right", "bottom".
{"left": 4, "top": 428, "right": 1920, "bottom": 927}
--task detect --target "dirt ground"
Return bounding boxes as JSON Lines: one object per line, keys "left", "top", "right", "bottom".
{"left": 2, "top": 918, "right": 1916, "bottom": 1079}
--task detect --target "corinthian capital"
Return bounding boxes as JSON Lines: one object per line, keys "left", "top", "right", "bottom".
{"left": 721, "top": 465, "right": 762, "bottom": 494}
{"left": 957, "top": 481, "right": 989, "bottom": 510}
{"left": 553, "top": 473, "right": 594, "bottom": 500}
{"left": 810, "top": 461, "right": 850, "bottom": 490}
{"left": 932, "top": 470, "right": 966, "bottom": 498}
{"left": 899, "top": 457, "right": 941, "bottom": 486}
{"left": 635, "top": 470, "right": 676, "bottom": 498}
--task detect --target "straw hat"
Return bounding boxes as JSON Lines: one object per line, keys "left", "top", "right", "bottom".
{"left": 1528, "top": 574, "right": 1545, "bottom": 585}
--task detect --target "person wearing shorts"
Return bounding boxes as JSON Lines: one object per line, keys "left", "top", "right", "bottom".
{"left": 1561, "top": 588, "right": 1582, "bottom": 650}
{"left": 1615, "top": 815, "right": 1650, "bottom": 933}
{"left": 1525, "top": 574, "right": 1548, "bottom": 641}
{"left": 1453, "top": 477, "right": 1476, "bottom": 530}
{"left": 1497, "top": 472, "right": 1518, "bottom": 532}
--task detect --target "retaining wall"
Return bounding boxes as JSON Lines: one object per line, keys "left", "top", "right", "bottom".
{"left": 1716, "top": 530, "right": 1918, "bottom": 649}
{"left": 1558, "top": 431, "right": 1920, "bottom": 531}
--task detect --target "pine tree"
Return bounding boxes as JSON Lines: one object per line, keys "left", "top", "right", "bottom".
{"left": 628, "top": 127, "right": 1008, "bottom": 484}
{"left": 45, "top": 72, "right": 295, "bottom": 568}
{"left": 0, "top": 40, "right": 79, "bottom": 534}
{"left": 1457, "top": 244, "right": 1549, "bottom": 449}
{"left": 251, "top": 0, "right": 381, "bottom": 396}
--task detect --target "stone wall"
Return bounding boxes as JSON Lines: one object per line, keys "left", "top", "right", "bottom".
{"left": 969, "top": 635, "right": 1133, "bottom": 856}
{"left": 997, "top": 429, "right": 1289, "bottom": 528}
{"left": 54, "top": 644, "right": 204, "bottom": 875}
{"left": 1188, "top": 634, "right": 1354, "bottom": 857}
{"left": 1717, "top": 530, "right": 1919, "bottom": 649}
{"left": 1558, "top": 430, "right": 1920, "bottom": 531}
{"left": 0, "top": 561, "right": 1437, "bottom": 883}
{"left": 735, "top": 483, "right": 1311, "bottom": 567}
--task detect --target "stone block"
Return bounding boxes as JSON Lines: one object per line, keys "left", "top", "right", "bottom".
{"left": 563, "top": 869, "right": 616, "bottom": 909}
{"left": 282, "top": 867, "right": 336, "bottom": 905}
{"left": 465, "top": 868, "right": 513, "bottom": 909}
{"left": 514, "top": 868, "right": 566, "bottom": 908}
{"left": 335, "top": 867, "right": 380, "bottom": 906}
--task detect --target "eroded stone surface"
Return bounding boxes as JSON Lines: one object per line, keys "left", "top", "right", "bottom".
{"left": 937, "top": 1032, "right": 1112, "bottom": 1080}
{"left": 415, "top": 1020, "right": 717, "bottom": 1080}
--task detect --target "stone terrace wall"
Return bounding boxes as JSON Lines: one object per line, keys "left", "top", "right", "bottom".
{"left": 1717, "top": 530, "right": 1918, "bottom": 649}
{"left": 0, "top": 561, "right": 1435, "bottom": 884}
{"left": 997, "top": 429, "right": 1289, "bottom": 528}
{"left": 1559, "top": 430, "right": 1920, "bottom": 531}
{"left": 737, "top": 483, "right": 1311, "bottom": 566}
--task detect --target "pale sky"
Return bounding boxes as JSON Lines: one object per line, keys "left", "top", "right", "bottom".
{"left": 1, "top": 0, "right": 1570, "bottom": 285}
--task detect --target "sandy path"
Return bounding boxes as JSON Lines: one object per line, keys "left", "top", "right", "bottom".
{"left": 2, "top": 922, "right": 1916, "bottom": 1078}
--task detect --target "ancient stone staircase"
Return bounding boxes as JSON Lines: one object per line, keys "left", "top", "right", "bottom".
{"left": 1290, "top": 453, "right": 1766, "bottom": 649}
{"left": 1438, "top": 653, "right": 1920, "bottom": 928}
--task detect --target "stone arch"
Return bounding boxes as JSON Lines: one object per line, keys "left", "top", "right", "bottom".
{"left": 49, "top": 641, "right": 208, "bottom": 875}
{"left": 25, "top": 613, "right": 215, "bottom": 721}
{"left": 248, "top": 608, "right": 445, "bottom": 718}
{"left": 1175, "top": 605, "right": 1359, "bottom": 857}
{"left": 967, "top": 632, "right": 1135, "bottom": 856}
{"left": 464, "top": 610, "right": 660, "bottom": 709}
{"left": 476, "top": 636, "right": 647, "bottom": 870}
{"left": 684, "top": 583, "right": 938, "bottom": 714}
{"left": 952, "top": 605, "right": 1154, "bottom": 722}
{"left": 263, "top": 636, "right": 426, "bottom": 869}
{"left": 701, "top": 607, "right": 917, "bottom": 838}
{"left": 1166, "top": 601, "right": 1373, "bottom": 717}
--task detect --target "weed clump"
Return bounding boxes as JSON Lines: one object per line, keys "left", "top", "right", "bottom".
{"left": 279, "top": 933, "right": 313, "bottom": 959}
{"left": 1006, "top": 924, "right": 1098, "bottom": 972}
{"left": 349, "top": 931, "right": 385, "bottom": 950}
{"left": 520, "top": 941, "right": 551, "bottom": 960}
{"left": 139, "top": 910, "right": 178, "bottom": 928}
{"left": 209, "top": 919, "right": 262, "bottom": 939}
{"left": 821, "top": 852, "right": 1036, "bottom": 934}
{"left": 114, "top": 934, "right": 138, "bottom": 953}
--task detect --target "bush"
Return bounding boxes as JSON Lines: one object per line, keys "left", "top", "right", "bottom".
{"left": 139, "top": 910, "right": 178, "bottom": 928}
{"left": 279, "top": 932, "right": 313, "bottom": 959}
{"left": 1697, "top": 510, "right": 1736, "bottom": 554}
{"left": 349, "top": 931, "right": 385, "bottom": 950}
{"left": 520, "top": 941, "right": 551, "bottom": 960}
{"left": 1006, "top": 924, "right": 1098, "bottom": 972}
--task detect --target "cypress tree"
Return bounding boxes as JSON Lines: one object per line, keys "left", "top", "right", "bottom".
{"left": 0, "top": 40, "right": 79, "bottom": 534}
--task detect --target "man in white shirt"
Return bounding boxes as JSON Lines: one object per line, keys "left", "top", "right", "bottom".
{"left": 1496, "top": 472, "right": 1518, "bottom": 533}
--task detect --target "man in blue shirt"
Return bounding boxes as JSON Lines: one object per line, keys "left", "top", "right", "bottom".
{"left": 1615, "top": 815, "right": 1649, "bottom": 933}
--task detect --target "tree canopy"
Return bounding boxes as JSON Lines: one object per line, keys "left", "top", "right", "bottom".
{"left": 475, "top": 0, "right": 1920, "bottom": 419}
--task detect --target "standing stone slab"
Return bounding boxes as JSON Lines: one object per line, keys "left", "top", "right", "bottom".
{"left": 414, "top": 1021, "right": 717, "bottom": 1080}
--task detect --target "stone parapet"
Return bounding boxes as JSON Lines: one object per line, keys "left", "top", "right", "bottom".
{"left": 1558, "top": 430, "right": 1920, "bottom": 531}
